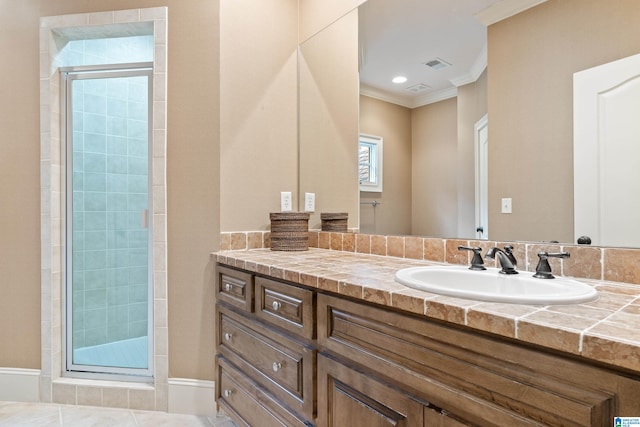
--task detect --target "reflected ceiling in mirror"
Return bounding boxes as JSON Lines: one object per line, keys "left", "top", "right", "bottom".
{"left": 358, "top": 0, "right": 499, "bottom": 108}
{"left": 358, "top": 0, "right": 548, "bottom": 107}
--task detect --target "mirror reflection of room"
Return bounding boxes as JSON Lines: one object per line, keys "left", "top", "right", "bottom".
{"left": 358, "top": 0, "right": 489, "bottom": 238}
{"left": 350, "top": 0, "right": 640, "bottom": 247}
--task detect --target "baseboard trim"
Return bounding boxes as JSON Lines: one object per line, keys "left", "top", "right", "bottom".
{"left": 0, "top": 367, "right": 41, "bottom": 402}
{"left": 167, "top": 378, "right": 215, "bottom": 417}
{"left": 0, "top": 371, "right": 216, "bottom": 416}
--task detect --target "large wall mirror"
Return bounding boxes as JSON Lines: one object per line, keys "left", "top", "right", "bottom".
{"left": 299, "top": 0, "right": 640, "bottom": 248}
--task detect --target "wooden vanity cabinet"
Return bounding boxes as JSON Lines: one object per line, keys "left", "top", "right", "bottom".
{"left": 215, "top": 266, "right": 316, "bottom": 426}
{"left": 215, "top": 264, "right": 640, "bottom": 427}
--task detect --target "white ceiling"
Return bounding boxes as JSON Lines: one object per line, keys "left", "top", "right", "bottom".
{"left": 358, "top": 0, "right": 548, "bottom": 108}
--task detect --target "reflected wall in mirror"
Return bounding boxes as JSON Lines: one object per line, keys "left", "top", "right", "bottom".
{"left": 298, "top": 9, "right": 360, "bottom": 230}
{"left": 488, "top": 0, "right": 640, "bottom": 246}
{"left": 358, "top": 0, "right": 491, "bottom": 238}
{"left": 360, "top": 76, "right": 486, "bottom": 238}
{"left": 355, "top": 0, "right": 640, "bottom": 247}
{"left": 573, "top": 53, "right": 640, "bottom": 247}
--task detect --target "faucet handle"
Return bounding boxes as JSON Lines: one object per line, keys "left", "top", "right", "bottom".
{"left": 533, "top": 251, "right": 570, "bottom": 279}
{"left": 458, "top": 246, "right": 486, "bottom": 271}
{"left": 503, "top": 245, "right": 518, "bottom": 267}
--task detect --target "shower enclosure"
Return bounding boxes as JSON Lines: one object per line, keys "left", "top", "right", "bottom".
{"left": 63, "top": 64, "right": 153, "bottom": 378}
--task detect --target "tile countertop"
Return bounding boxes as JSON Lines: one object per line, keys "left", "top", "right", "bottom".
{"left": 214, "top": 248, "right": 640, "bottom": 374}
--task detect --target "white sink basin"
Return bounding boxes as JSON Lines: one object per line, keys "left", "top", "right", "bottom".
{"left": 394, "top": 266, "right": 598, "bottom": 305}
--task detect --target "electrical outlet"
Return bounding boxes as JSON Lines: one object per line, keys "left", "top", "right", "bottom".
{"left": 280, "top": 192, "right": 292, "bottom": 212}
{"left": 304, "top": 193, "right": 315, "bottom": 212}
{"left": 501, "top": 197, "right": 512, "bottom": 214}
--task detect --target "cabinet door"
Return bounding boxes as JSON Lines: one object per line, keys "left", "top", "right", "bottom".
{"left": 317, "top": 352, "right": 423, "bottom": 427}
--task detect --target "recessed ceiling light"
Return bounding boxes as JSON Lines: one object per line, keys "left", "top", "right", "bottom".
{"left": 392, "top": 76, "right": 408, "bottom": 84}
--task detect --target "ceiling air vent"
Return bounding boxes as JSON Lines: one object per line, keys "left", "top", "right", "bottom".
{"left": 406, "top": 83, "right": 430, "bottom": 93}
{"left": 424, "top": 58, "right": 451, "bottom": 70}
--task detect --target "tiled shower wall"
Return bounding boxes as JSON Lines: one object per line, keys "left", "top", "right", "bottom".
{"left": 63, "top": 37, "right": 153, "bottom": 348}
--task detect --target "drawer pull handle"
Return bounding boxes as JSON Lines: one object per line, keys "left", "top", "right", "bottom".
{"left": 223, "top": 389, "right": 233, "bottom": 398}
{"left": 224, "top": 332, "right": 233, "bottom": 341}
{"left": 224, "top": 283, "right": 232, "bottom": 292}
{"left": 272, "top": 362, "right": 282, "bottom": 372}
{"left": 271, "top": 301, "right": 282, "bottom": 311}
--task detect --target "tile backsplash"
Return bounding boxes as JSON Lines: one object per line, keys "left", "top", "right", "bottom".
{"left": 219, "top": 231, "right": 640, "bottom": 286}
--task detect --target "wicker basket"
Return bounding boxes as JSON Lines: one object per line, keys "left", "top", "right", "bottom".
{"left": 270, "top": 212, "right": 310, "bottom": 251}
{"left": 320, "top": 212, "right": 348, "bottom": 232}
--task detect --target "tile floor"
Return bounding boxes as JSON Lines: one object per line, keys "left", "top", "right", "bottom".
{"left": 0, "top": 401, "right": 236, "bottom": 426}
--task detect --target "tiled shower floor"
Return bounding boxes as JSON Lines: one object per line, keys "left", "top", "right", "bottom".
{"left": 73, "top": 337, "right": 147, "bottom": 368}
{"left": 0, "top": 401, "right": 236, "bottom": 426}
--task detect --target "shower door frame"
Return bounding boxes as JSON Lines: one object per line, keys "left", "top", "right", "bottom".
{"left": 62, "top": 63, "right": 154, "bottom": 380}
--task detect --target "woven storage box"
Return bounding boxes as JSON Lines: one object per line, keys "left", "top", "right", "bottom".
{"left": 321, "top": 212, "right": 348, "bottom": 232}
{"left": 270, "top": 212, "right": 310, "bottom": 251}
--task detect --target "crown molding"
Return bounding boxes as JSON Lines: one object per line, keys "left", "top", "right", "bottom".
{"left": 474, "top": 0, "right": 548, "bottom": 26}
{"left": 359, "top": 84, "right": 414, "bottom": 108}
{"left": 412, "top": 87, "right": 458, "bottom": 108}
{"left": 360, "top": 84, "right": 458, "bottom": 109}
{"left": 449, "top": 45, "right": 487, "bottom": 87}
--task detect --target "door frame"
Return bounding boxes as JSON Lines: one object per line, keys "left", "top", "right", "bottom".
{"left": 474, "top": 114, "right": 489, "bottom": 240}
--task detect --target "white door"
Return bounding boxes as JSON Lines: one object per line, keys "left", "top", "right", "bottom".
{"left": 474, "top": 114, "right": 489, "bottom": 240}
{"left": 574, "top": 53, "right": 640, "bottom": 247}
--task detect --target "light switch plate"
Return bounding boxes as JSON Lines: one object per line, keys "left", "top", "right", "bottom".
{"left": 281, "top": 192, "right": 292, "bottom": 212}
{"left": 304, "top": 193, "right": 315, "bottom": 212}
{"left": 501, "top": 197, "right": 512, "bottom": 214}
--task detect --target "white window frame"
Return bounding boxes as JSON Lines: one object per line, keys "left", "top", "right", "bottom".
{"left": 359, "top": 134, "right": 383, "bottom": 192}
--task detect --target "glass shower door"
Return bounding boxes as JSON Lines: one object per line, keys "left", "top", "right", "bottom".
{"left": 65, "top": 66, "right": 153, "bottom": 377}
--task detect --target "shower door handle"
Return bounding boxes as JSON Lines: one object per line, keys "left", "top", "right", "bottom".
{"left": 141, "top": 209, "right": 149, "bottom": 229}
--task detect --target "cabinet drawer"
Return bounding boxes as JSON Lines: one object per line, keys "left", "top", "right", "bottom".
{"left": 217, "top": 356, "right": 313, "bottom": 427}
{"left": 255, "top": 276, "right": 314, "bottom": 339}
{"left": 216, "top": 265, "right": 253, "bottom": 312}
{"left": 217, "top": 305, "right": 315, "bottom": 418}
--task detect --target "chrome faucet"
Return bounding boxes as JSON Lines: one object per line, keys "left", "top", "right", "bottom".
{"left": 485, "top": 245, "right": 518, "bottom": 275}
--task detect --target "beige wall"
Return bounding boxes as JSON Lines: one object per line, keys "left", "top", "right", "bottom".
{"left": 299, "top": 0, "right": 366, "bottom": 43}
{"left": 0, "top": 0, "right": 219, "bottom": 381}
{"left": 299, "top": 9, "right": 360, "bottom": 230}
{"left": 359, "top": 95, "right": 412, "bottom": 235}
{"left": 456, "top": 70, "right": 488, "bottom": 238}
{"left": 0, "top": 1, "right": 42, "bottom": 370}
{"left": 220, "top": 0, "right": 362, "bottom": 233}
{"left": 220, "top": 0, "right": 298, "bottom": 232}
{"left": 488, "top": 0, "right": 640, "bottom": 242}
{"left": 411, "top": 98, "right": 458, "bottom": 237}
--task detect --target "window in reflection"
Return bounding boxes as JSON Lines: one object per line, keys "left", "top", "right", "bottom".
{"left": 359, "top": 134, "right": 383, "bottom": 192}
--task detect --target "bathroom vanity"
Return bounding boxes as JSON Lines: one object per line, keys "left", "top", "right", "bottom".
{"left": 214, "top": 249, "right": 640, "bottom": 426}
